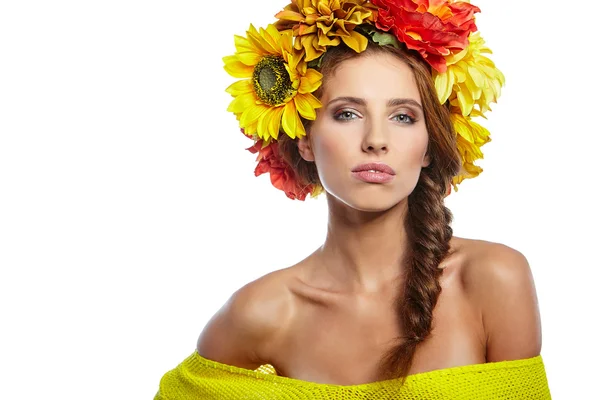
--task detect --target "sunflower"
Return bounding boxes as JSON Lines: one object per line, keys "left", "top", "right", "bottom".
{"left": 434, "top": 32, "right": 505, "bottom": 116}
{"left": 274, "top": 0, "right": 377, "bottom": 62}
{"left": 224, "top": 24, "right": 322, "bottom": 144}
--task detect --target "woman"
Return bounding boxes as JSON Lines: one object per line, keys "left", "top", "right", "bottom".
{"left": 154, "top": 1, "right": 551, "bottom": 398}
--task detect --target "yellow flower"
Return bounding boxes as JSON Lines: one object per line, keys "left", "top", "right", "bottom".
{"left": 274, "top": 0, "right": 377, "bottom": 62}
{"left": 434, "top": 32, "right": 505, "bottom": 116}
{"left": 223, "top": 24, "right": 322, "bottom": 143}
{"left": 450, "top": 112, "right": 491, "bottom": 190}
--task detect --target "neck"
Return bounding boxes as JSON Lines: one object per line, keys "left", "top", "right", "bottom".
{"left": 314, "top": 194, "right": 411, "bottom": 293}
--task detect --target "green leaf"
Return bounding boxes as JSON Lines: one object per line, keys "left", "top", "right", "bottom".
{"left": 371, "top": 31, "right": 401, "bottom": 49}
{"left": 355, "top": 24, "right": 401, "bottom": 49}
{"left": 307, "top": 55, "right": 324, "bottom": 69}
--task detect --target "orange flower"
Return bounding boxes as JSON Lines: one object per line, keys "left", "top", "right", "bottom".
{"left": 372, "top": 0, "right": 480, "bottom": 73}
{"left": 246, "top": 137, "right": 321, "bottom": 201}
{"left": 274, "top": 0, "right": 377, "bottom": 62}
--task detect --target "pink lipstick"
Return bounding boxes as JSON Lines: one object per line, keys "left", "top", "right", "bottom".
{"left": 351, "top": 163, "right": 396, "bottom": 183}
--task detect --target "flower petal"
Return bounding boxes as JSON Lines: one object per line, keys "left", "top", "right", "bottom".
{"left": 340, "top": 30, "right": 368, "bottom": 53}
{"left": 223, "top": 56, "right": 254, "bottom": 78}
{"left": 234, "top": 35, "right": 253, "bottom": 53}
{"left": 281, "top": 102, "right": 305, "bottom": 139}
{"left": 257, "top": 107, "right": 272, "bottom": 141}
{"left": 456, "top": 88, "right": 474, "bottom": 116}
{"left": 258, "top": 25, "right": 282, "bottom": 54}
{"left": 298, "top": 69, "right": 322, "bottom": 94}
{"left": 227, "top": 92, "right": 256, "bottom": 114}
{"left": 275, "top": 10, "right": 306, "bottom": 22}
{"left": 240, "top": 103, "right": 270, "bottom": 130}
{"left": 267, "top": 106, "right": 285, "bottom": 140}
{"left": 294, "top": 94, "right": 318, "bottom": 120}
{"left": 435, "top": 72, "right": 451, "bottom": 104}
{"left": 225, "top": 79, "right": 253, "bottom": 96}
{"left": 236, "top": 51, "right": 262, "bottom": 66}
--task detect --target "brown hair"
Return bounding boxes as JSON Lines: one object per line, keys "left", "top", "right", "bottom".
{"left": 278, "top": 40, "right": 462, "bottom": 384}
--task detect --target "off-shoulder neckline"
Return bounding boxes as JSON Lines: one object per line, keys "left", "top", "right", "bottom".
{"left": 191, "top": 351, "right": 544, "bottom": 390}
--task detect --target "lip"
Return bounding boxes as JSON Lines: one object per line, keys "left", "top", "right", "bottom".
{"left": 352, "top": 170, "right": 395, "bottom": 183}
{"left": 351, "top": 162, "right": 396, "bottom": 175}
{"left": 351, "top": 163, "right": 396, "bottom": 184}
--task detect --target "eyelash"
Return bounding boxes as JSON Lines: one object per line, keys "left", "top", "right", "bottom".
{"left": 334, "top": 110, "right": 359, "bottom": 121}
{"left": 392, "top": 114, "right": 416, "bottom": 124}
{"left": 333, "top": 110, "right": 416, "bottom": 124}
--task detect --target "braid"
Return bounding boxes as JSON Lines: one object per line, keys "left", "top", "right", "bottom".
{"left": 379, "top": 168, "right": 455, "bottom": 385}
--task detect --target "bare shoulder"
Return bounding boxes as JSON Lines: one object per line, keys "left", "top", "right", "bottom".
{"left": 455, "top": 237, "right": 543, "bottom": 362}
{"left": 196, "top": 267, "right": 297, "bottom": 369}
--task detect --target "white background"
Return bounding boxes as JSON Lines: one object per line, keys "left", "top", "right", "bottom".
{"left": 1, "top": 0, "right": 598, "bottom": 398}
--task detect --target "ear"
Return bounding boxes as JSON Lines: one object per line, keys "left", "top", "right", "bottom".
{"left": 297, "top": 135, "right": 315, "bottom": 162}
{"left": 422, "top": 153, "right": 431, "bottom": 168}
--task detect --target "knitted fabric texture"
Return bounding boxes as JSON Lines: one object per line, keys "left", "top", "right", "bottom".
{"left": 154, "top": 351, "right": 551, "bottom": 399}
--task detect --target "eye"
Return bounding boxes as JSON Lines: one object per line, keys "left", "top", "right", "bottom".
{"left": 393, "top": 114, "right": 415, "bottom": 124}
{"left": 334, "top": 110, "right": 358, "bottom": 121}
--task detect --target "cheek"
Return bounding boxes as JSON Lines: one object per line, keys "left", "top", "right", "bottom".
{"left": 312, "top": 133, "right": 351, "bottom": 175}
{"left": 309, "top": 125, "right": 358, "bottom": 188}
{"left": 310, "top": 117, "right": 362, "bottom": 162}
{"left": 393, "top": 129, "right": 429, "bottom": 166}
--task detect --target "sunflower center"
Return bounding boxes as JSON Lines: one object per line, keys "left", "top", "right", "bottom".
{"left": 252, "top": 55, "right": 295, "bottom": 106}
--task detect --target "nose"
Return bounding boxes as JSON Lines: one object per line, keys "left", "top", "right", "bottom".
{"left": 362, "top": 119, "right": 389, "bottom": 154}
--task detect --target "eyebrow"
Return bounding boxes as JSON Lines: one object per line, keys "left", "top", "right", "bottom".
{"left": 327, "top": 96, "right": 423, "bottom": 110}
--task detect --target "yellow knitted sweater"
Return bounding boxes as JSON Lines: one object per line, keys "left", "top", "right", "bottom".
{"left": 154, "top": 351, "right": 551, "bottom": 399}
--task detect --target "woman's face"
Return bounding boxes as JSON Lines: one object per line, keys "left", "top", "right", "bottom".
{"left": 298, "top": 52, "right": 430, "bottom": 212}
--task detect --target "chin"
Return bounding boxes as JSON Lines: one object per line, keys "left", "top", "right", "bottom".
{"left": 327, "top": 187, "right": 408, "bottom": 213}
{"left": 351, "top": 197, "right": 405, "bottom": 213}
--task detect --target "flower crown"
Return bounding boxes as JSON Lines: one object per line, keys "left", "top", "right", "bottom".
{"left": 223, "top": 0, "right": 505, "bottom": 200}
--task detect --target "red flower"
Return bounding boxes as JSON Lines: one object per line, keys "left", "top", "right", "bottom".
{"left": 372, "top": 0, "right": 480, "bottom": 73}
{"left": 246, "top": 138, "right": 313, "bottom": 201}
